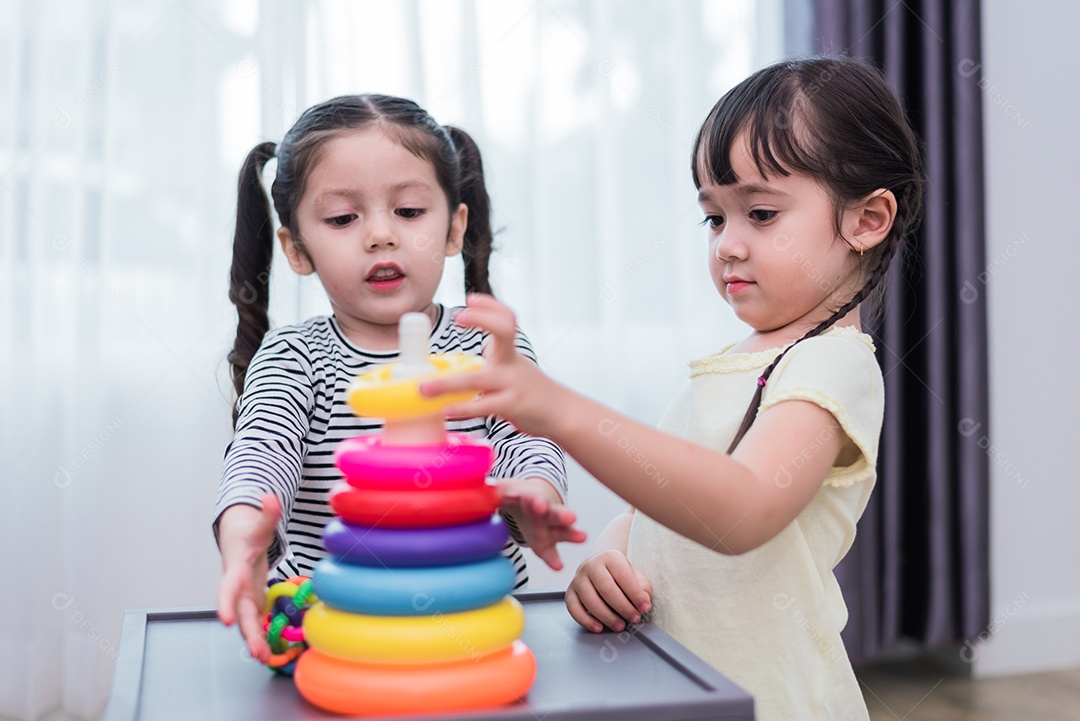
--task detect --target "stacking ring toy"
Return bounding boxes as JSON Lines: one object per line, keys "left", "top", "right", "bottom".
{"left": 328, "top": 482, "right": 500, "bottom": 527}
{"left": 294, "top": 641, "right": 536, "bottom": 716}
{"left": 322, "top": 517, "right": 509, "bottom": 566}
{"left": 335, "top": 434, "right": 493, "bottom": 489}
{"left": 346, "top": 354, "right": 483, "bottom": 420}
{"left": 311, "top": 556, "right": 515, "bottom": 615}
{"left": 303, "top": 597, "right": 526, "bottom": 664}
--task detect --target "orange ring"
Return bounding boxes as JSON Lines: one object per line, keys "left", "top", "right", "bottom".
{"left": 294, "top": 641, "right": 536, "bottom": 716}
{"left": 267, "top": 645, "right": 304, "bottom": 668}
{"left": 328, "top": 482, "right": 500, "bottom": 527}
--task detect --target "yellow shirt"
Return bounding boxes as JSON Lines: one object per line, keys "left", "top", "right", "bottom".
{"left": 627, "top": 326, "right": 882, "bottom": 721}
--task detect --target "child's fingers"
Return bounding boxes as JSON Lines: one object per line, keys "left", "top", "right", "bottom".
{"left": 570, "top": 576, "right": 629, "bottom": 631}
{"left": 533, "top": 544, "right": 564, "bottom": 571}
{"left": 458, "top": 306, "right": 516, "bottom": 341}
{"left": 418, "top": 370, "right": 499, "bottom": 399}
{"left": 546, "top": 505, "right": 577, "bottom": 526}
{"left": 633, "top": 568, "right": 654, "bottom": 611}
{"left": 605, "top": 557, "right": 651, "bottom": 615}
{"left": 464, "top": 293, "right": 518, "bottom": 329}
{"left": 565, "top": 586, "right": 606, "bottom": 633}
{"left": 557, "top": 527, "right": 589, "bottom": 544}
{"left": 236, "top": 593, "right": 269, "bottom": 663}
{"left": 216, "top": 572, "right": 240, "bottom": 626}
{"left": 441, "top": 396, "right": 505, "bottom": 421}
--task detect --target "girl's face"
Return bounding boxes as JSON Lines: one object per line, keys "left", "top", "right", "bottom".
{"left": 696, "top": 135, "right": 864, "bottom": 340}
{"left": 279, "top": 127, "right": 465, "bottom": 349}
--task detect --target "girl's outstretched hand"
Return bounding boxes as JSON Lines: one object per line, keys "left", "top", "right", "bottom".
{"left": 497, "top": 477, "right": 587, "bottom": 571}
{"left": 215, "top": 493, "right": 281, "bottom": 663}
{"left": 419, "top": 294, "right": 565, "bottom": 438}
{"left": 566, "top": 550, "right": 653, "bottom": 633}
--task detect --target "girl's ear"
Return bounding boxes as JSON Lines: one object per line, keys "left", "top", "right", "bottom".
{"left": 445, "top": 202, "right": 467, "bottom": 258}
{"left": 278, "top": 227, "right": 315, "bottom": 275}
{"left": 847, "top": 189, "right": 897, "bottom": 253}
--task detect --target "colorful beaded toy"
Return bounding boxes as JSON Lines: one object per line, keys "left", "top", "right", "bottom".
{"left": 262, "top": 576, "right": 317, "bottom": 675}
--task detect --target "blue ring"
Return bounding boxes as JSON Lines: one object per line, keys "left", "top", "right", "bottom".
{"left": 312, "top": 556, "right": 516, "bottom": 616}
{"left": 323, "top": 517, "right": 509, "bottom": 567}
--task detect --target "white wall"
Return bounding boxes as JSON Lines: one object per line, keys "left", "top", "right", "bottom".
{"left": 972, "top": 0, "right": 1080, "bottom": 677}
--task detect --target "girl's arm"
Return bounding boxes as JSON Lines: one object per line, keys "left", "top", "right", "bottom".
{"left": 484, "top": 326, "right": 586, "bottom": 569}
{"left": 422, "top": 295, "right": 850, "bottom": 555}
{"left": 214, "top": 330, "right": 314, "bottom": 660}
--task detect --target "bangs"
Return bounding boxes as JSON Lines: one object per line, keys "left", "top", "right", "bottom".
{"left": 692, "top": 65, "right": 823, "bottom": 188}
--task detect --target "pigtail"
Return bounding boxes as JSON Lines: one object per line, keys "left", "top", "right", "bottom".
{"left": 228, "top": 141, "right": 278, "bottom": 426}
{"left": 446, "top": 126, "right": 494, "bottom": 296}
{"left": 725, "top": 239, "right": 900, "bottom": 453}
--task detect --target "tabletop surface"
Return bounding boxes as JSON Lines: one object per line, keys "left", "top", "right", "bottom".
{"left": 105, "top": 591, "right": 754, "bottom": 721}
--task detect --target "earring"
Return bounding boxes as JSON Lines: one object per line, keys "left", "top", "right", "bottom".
{"left": 860, "top": 248, "right": 864, "bottom": 257}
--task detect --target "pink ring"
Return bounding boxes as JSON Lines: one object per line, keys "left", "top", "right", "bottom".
{"left": 334, "top": 434, "right": 494, "bottom": 490}
{"left": 262, "top": 622, "right": 305, "bottom": 643}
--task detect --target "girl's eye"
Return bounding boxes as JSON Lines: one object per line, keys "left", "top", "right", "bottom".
{"left": 749, "top": 209, "right": 778, "bottom": 223}
{"left": 326, "top": 214, "right": 356, "bottom": 227}
{"left": 700, "top": 214, "right": 724, "bottom": 230}
{"left": 397, "top": 208, "right": 426, "bottom": 219}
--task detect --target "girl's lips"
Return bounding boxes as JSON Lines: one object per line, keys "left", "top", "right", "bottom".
{"left": 366, "top": 263, "right": 405, "bottom": 291}
{"left": 726, "top": 281, "right": 753, "bottom": 294}
{"left": 367, "top": 274, "right": 405, "bottom": 291}
{"left": 369, "top": 263, "right": 406, "bottom": 291}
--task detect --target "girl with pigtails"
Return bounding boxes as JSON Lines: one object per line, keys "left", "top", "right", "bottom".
{"left": 421, "top": 58, "right": 925, "bottom": 720}
{"left": 213, "top": 94, "right": 584, "bottom": 662}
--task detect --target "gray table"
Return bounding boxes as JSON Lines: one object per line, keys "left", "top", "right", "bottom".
{"left": 104, "top": 590, "right": 754, "bottom": 720}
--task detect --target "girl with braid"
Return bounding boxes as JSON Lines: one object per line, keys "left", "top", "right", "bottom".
{"left": 420, "top": 58, "right": 924, "bottom": 720}
{"left": 214, "top": 95, "right": 584, "bottom": 662}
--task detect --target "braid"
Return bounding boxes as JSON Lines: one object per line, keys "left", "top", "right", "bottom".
{"left": 445, "top": 126, "right": 494, "bottom": 296}
{"left": 228, "top": 141, "right": 277, "bottom": 427}
{"left": 725, "top": 239, "right": 898, "bottom": 454}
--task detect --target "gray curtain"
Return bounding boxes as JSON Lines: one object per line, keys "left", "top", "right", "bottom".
{"left": 812, "top": 0, "right": 991, "bottom": 663}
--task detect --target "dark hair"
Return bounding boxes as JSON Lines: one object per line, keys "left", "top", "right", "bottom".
{"left": 691, "top": 57, "right": 924, "bottom": 453}
{"left": 227, "top": 95, "right": 495, "bottom": 425}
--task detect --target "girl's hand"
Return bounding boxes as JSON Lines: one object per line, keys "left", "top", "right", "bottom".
{"left": 215, "top": 493, "right": 281, "bottom": 663}
{"left": 497, "top": 477, "right": 587, "bottom": 571}
{"left": 419, "top": 294, "right": 565, "bottom": 438}
{"left": 566, "top": 550, "right": 653, "bottom": 633}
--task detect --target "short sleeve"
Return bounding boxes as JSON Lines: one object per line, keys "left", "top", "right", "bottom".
{"left": 758, "top": 332, "right": 884, "bottom": 487}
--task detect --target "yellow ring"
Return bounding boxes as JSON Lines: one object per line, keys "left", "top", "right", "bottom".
{"left": 346, "top": 354, "right": 483, "bottom": 420}
{"left": 303, "top": 597, "right": 525, "bottom": 664}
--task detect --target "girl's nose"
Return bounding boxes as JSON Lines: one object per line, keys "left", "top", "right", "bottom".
{"left": 714, "top": 229, "right": 747, "bottom": 262}
{"left": 364, "top": 210, "right": 398, "bottom": 250}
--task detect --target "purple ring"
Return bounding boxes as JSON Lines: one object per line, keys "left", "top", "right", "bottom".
{"left": 322, "top": 516, "right": 509, "bottom": 567}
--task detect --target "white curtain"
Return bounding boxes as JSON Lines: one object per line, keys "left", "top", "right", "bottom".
{"left": 0, "top": 1, "right": 787, "bottom": 718}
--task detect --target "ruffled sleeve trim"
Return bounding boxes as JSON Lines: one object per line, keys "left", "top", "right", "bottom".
{"left": 758, "top": 388, "right": 875, "bottom": 488}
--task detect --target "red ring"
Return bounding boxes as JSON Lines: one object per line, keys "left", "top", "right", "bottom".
{"left": 294, "top": 641, "right": 536, "bottom": 716}
{"left": 328, "top": 482, "right": 501, "bottom": 527}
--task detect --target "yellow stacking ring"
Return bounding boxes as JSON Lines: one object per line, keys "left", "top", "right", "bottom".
{"left": 346, "top": 354, "right": 483, "bottom": 420}
{"left": 303, "top": 597, "right": 525, "bottom": 664}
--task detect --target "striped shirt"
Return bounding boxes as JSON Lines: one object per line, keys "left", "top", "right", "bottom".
{"left": 214, "top": 305, "right": 567, "bottom": 588}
